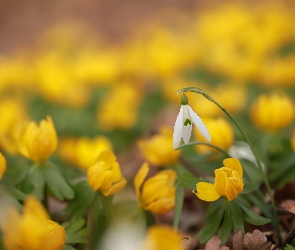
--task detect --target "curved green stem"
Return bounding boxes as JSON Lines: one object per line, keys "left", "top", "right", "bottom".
{"left": 176, "top": 141, "right": 231, "bottom": 158}
{"left": 178, "top": 87, "right": 280, "bottom": 241}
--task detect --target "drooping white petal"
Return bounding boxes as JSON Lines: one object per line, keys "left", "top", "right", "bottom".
{"left": 182, "top": 125, "right": 192, "bottom": 144}
{"left": 173, "top": 106, "right": 184, "bottom": 149}
{"left": 187, "top": 105, "right": 211, "bottom": 142}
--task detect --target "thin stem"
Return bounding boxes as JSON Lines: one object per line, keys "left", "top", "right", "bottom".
{"left": 176, "top": 141, "right": 231, "bottom": 158}
{"left": 178, "top": 87, "right": 280, "bottom": 242}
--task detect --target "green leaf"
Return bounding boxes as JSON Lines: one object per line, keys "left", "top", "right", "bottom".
{"left": 63, "top": 219, "right": 87, "bottom": 244}
{"left": 21, "top": 166, "right": 45, "bottom": 200}
{"left": 218, "top": 201, "right": 232, "bottom": 245}
{"left": 197, "top": 198, "right": 226, "bottom": 244}
{"left": 176, "top": 172, "right": 200, "bottom": 190}
{"left": 240, "top": 203, "right": 271, "bottom": 226}
{"left": 173, "top": 185, "right": 184, "bottom": 230}
{"left": 63, "top": 180, "right": 94, "bottom": 221}
{"left": 230, "top": 200, "right": 245, "bottom": 234}
{"left": 242, "top": 182, "right": 259, "bottom": 194}
{"left": 284, "top": 244, "right": 295, "bottom": 250}
{"left": 40, "top": 163, "right": 74, "bottom": 200}
{"left": 63, "top": 245, "right": 77, "bottom": 250}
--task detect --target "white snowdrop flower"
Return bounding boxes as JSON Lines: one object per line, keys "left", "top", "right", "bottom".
{"left": 173, "top": 93, "right": 211, "bottom": 149}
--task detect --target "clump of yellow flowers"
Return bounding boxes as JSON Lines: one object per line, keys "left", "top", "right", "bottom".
{"left": 1, "top": 196, "right": 65, "bottom": 250}
{"left": 17, "top": 116, "right": 58, "bottom": 164}
{"left": 194, "top": 158, "right": 244, "bottom": 202}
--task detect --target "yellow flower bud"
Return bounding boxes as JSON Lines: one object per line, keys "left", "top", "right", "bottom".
{"left": 137, "top": 127, "right": 180, "bottom": 167}
{"left": 195, "top": 117, "right": 234, "bottom": 154}
{"left": 0, "top": 152, "right": 6, "bottom": 179}
{"left": 138, "top": 225, "right": 185, "bottom": 250}
{"left": 193, "top": 158, "right": 244, "bottom": 202}
{"left": 18, "top": 116, "right": 58, "bottom": 164}
{"left": 87, "top": 150, "right": 127, "bottom": 196}
{"left": 250, "top": 93, "right": 294, "bottom": 132}
{"left": 134, "top": 162, "right": 176, "bottom": 214}
{"left": 1, "top": 196, "right": 66, "bottom": 250}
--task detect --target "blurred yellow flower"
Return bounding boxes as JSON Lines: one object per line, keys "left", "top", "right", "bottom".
{"left": 134, "top": 162, "right": 176, "bottom": 214}
{"left": 250, "top": 93, "right": 294, "bottom": 132}
{"left": 195, "top": 117, "right": 234, "bottom": 154}
{"left": 87, "top": 150, "right": 127, "bottom": 196}
{"left": 0, "top": 98, "right": 29, "bottom": 154}
{"left": 58, "top": 136, "right": 113, "bottom": 171}
{"left": 138, "top": 225, "right": 185, "bottom": 250}
{"left": 96, "top": 83, "right": 142, "bottom": 130}
{"left": 193, "top": 158, "right": 244, "bottom": 202}
{"left": 138, "top": 127, "right": 180, "bottom": 167}
{"left": 1, "top": 196, "right": 66, "bottom": 250}
{"left": 18, "top": 116, "right": 58, "bottom": 164}
{"left": 0, "top": 152, "right": 6, "bottom": 179}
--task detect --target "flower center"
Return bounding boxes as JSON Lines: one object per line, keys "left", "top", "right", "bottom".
{"left": 184, "top": 118, "right": 192, "bottom": 126}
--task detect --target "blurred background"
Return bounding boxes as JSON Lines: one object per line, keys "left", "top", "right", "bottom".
{"left": 1, "top": 0, "right": 295, "bottom": 180}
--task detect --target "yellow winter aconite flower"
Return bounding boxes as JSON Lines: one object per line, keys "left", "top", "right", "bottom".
{"left": 0, "top": 98, "right": 29, "bottom": 154}
{"left": 250, "top": 93, "right": 294, "bottom": 132}
{"left": 138, "top": 127, "right": 180, "bottom": 167}
{"left": 193, "top": 158, "right": 244, "bottom": 202}
{"left": 138, "top": 225, "right": 185, "bottom": 250}
{"left": 87, "top": 150, "right": 127, "bottom": 196}
{"left": 0, "top": 152, "right": 6, "bottom": 179}
{"left": 134, "top": 162, "right": 176, "bottom": 214}
{"left": 96, "top": 83, "right": 142, "bottom": 131}
{"left": 58, "top": 136, "right": 113, "bottom": 171}
{"left": 195, "top": 117, "right": 234, "bottom": 154}
{"left": 1, "top": 196, "right": 66, "bottom": 250}
{"left": 17, "top": 116, "right": 58, "bottom": 164}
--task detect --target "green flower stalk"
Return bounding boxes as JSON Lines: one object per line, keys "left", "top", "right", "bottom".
{"left": 177, "top": 87, "right": 280, "bottom": 242}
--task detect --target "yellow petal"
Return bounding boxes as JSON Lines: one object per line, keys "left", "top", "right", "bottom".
{"left": 226, "top": 176, "right": 244, "bottom": 201}
{"left": 134, "top": 162, "right": 149, "bottom": 200}
{"left": 0, "top": 152, "right": 6, "bottom": 179}
{"left": 44, "top": 220, "right": 66, "bottom": 250}
{"left": 144, "top": 198, "right": 175, "bottom": 214}
{"left": 214, "top": 171, "right": 227, "bottom": 197}
{"left": 223, "top": 158, "right": 243, "bottom": 177}
{"left": 87, "top": 166, "right": 113, "bottom": 191}
{"left": 101, "top": 177, "right": 127, "bottom": 196}
{"left": 194, "top": 182, "right": 220, "bottom": 202}
{"left": 23, "top": 196, "right": 50, "bottom": 221}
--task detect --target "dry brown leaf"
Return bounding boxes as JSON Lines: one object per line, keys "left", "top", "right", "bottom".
{"left": 232, "top": 230, "right": 243, "bottom": 250}
{"left": 243, "top": 229, "right": 272, "bottom": 250}
{"left": 279, "top": 199, "right": 295, "bottom": 214}
{"left": 204, "top": 236, "right": 230, "bottom": 250}
{"left": 205, "top": 235, "right": 221, "bottom": 250}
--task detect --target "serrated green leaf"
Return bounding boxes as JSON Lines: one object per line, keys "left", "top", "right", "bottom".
{"left": 197, "top": 198, "right": 226, "bottom": 244}
{"left": 218, "top": 201, "right": 232, "bottom": 245}
{"left": 177, "top": 172, "right": 200, "bottom": 190}
{"left": 173, "top": 185, "right": 184, "bottom": 230}
{"left": 230, "top": 200, "right": 245, "bottom": 234}
{"left": 40, "top": 163, "right": 74, "bottom": 200}
{"left": 64, "top": 219, "right": 87, "bottom": 244}
{"left": 240, "top": 203, "right": 271, "bottom": 226}
{"left": 63, "top": 180, "right": 94, "bottom": 221}
{"left": 21, "top": 166, "right": 45, "bottom": 200}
